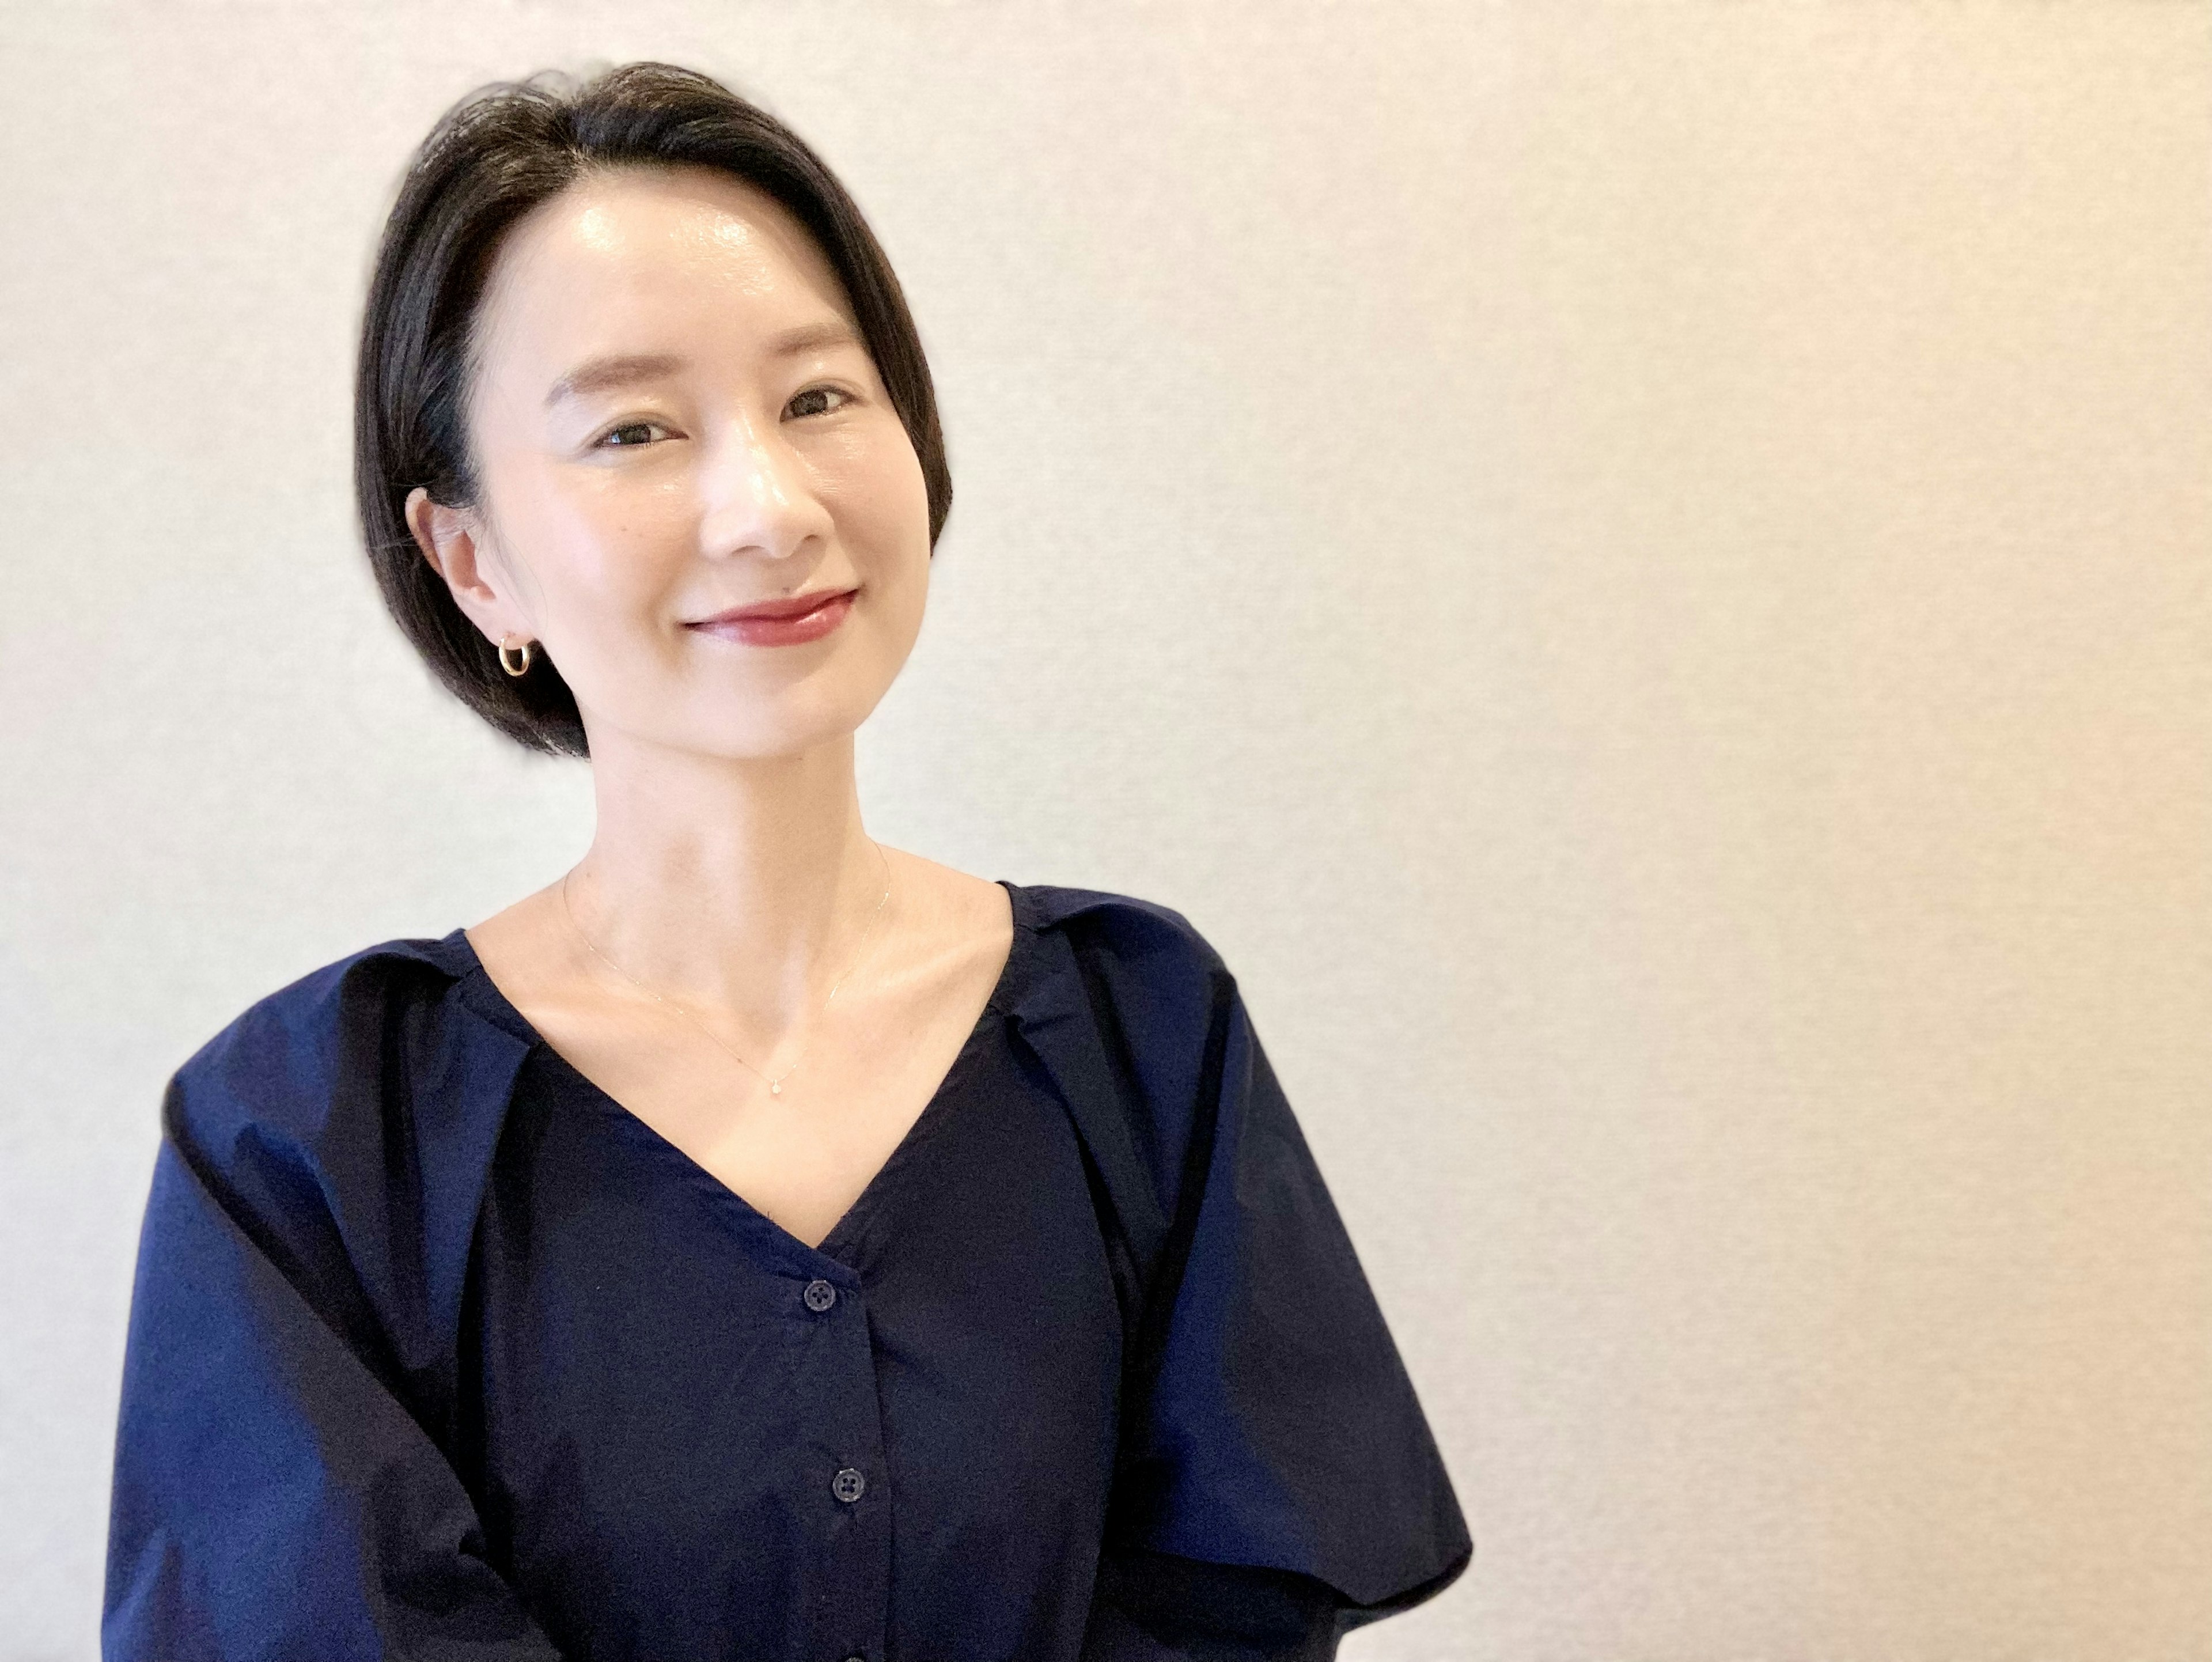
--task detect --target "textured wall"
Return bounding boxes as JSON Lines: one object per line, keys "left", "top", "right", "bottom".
{"left": 2, "top": 3, "right": 2206, "bottom": 1657}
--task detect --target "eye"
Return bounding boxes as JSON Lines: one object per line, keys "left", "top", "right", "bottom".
{"left": 786, "top": 385, "right": 854, "bottom": 420}
{"left": 594, "top": 419, "right": 671, "bottom": 449}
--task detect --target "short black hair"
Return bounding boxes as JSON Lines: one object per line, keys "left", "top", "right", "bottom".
{"left": 354, "top": 61, "right": 952, "bottom": 758}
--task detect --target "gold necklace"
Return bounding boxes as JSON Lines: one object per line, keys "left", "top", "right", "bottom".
{"left": 557, "top": 839, "right": 894, "bottom": 1099}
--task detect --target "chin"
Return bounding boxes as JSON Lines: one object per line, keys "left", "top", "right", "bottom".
{"left": 683, "top": 687, "right": 886, "bottom": 761}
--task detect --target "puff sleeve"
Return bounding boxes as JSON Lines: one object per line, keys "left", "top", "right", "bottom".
{"left": 101, "top": 949, "right": 561, "bottom": 1661}
{"left": 1035, "top": 899, "right": 1473, "bottom": 1659}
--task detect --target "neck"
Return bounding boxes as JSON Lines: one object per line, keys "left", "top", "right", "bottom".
{"left": 560, "top": 727, "right": 891, "bottom": 1031}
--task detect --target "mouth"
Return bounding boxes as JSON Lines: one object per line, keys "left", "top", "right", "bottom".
{"left": 688, "top": 586, "right": 859, "bottom": 627}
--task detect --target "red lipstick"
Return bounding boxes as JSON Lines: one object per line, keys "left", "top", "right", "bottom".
{"left": 685, "top": 587, "right": 857, "bottom": 648}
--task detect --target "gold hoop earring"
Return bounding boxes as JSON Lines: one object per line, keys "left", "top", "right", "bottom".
{"left": 498, "top": 637, "right": 535, "bottom": 677}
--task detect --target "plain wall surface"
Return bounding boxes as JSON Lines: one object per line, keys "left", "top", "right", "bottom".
{"left": 3, "top": 4, "right": 2207, "bottom": 1657}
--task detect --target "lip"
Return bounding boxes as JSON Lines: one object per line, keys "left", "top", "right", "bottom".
{"left": 690, "top": 586, "right": 858, "bottom": 625}
{"left": 685, "top": 586, "right": 858, "bottom": 648}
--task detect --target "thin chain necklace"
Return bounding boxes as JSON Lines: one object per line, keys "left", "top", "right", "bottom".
{"left": 557, "top": 839, "right": 894, "bottom": 1099}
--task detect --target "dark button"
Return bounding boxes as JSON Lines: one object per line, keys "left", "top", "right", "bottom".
{"left": 831, "top": 1466, "right": 866, "bottom": 1504}
{"left": 803, "top": 1278, "right": 838, "bottom": 1312}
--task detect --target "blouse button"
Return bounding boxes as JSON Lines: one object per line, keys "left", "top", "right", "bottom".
{"left": 831, "top": 1467, "right": 866, "bottom": 1504}
{"left": 803, "top": 1278, "right": 838, "bottom": 1312}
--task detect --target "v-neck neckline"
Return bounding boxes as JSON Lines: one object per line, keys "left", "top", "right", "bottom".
{"left": 449, "top": 878, "right": 1033, "bottom": 1269}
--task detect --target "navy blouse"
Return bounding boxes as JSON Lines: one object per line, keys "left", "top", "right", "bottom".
{"left": 104, "top": 881, "right": 1471, "bottom": 1660}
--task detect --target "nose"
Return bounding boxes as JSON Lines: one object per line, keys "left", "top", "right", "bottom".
{"left": 698, "top": 407, "right": 834, "bottom": 564}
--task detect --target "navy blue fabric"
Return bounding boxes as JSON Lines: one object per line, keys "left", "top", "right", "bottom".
{"left": 104, "top": 881, "right": 1472, "bottom": 1660}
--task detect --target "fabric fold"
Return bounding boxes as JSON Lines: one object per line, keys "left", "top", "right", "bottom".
{"left": 105, "top": 939, "right": 558, "bottom": 1661}
{"left": 1009, "top": 887, "right": 1474, "bottom": 1623}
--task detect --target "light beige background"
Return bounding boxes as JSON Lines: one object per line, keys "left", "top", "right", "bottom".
{"left": 2, "top": 3, "right": 2206, "bottom": 1658}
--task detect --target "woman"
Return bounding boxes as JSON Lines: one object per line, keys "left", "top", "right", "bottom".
{"left": 103, "top": 61, "right": 1471, "bottom": 1662}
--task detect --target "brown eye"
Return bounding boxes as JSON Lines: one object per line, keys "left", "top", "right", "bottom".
{"left": 786, "top": 386, "right": 849, "bottom": 419}
{"left": 598, "top": 421, "right": 666, "bottom": 448}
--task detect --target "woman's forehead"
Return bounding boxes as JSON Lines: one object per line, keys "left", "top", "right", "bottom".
{"left": 475, "top": 166, "right": 851, "bottom": 364}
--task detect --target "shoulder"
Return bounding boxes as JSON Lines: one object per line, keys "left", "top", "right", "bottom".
{"left": 1014, "top": 882, "right": 1234, "bottom": 1004}
{"left": 154, "top": 930, "right": 533, "bottom": 1365}
{"left": 1016, "top": 879, "right": 1213, "bottom": 944}
{"left": 162, "top": 930, "right": 514, "bottom": 1172}
{"left": 1005, "top": 883, "right": 1263, "bottom": 1200}
{"left": 1010, "top": 881, "right": 1253, "bottom": 1080}
{"left": 132, "top": 933, "right": 535, "bottom": 1415}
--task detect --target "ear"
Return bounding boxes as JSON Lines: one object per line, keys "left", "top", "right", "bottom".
{"left": 405, "top": 486, "right": 533, "bottom": 645}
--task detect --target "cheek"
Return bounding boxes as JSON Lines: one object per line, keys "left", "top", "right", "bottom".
{"left": 513, "top": 472, "right": 691, "bottom": 626}
{"left": 827, "top": 433, "right": 933, "bottom": 572}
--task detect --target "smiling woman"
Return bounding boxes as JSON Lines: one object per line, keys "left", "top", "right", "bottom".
{"left": 397, "top": 159, "right": 933, "bottom": 766}
{"left": 101, "top": 60, "right": 1471, "bottom": 1662}
{"left": 354, "top": 75, "right": 949, "bottom": 760}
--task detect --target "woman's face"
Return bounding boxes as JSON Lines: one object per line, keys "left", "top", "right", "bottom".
{"left": 409, "top": 164, "right": 933, "bottom": 761}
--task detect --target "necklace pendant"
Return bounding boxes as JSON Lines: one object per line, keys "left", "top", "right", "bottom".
{"left": 770, "top": 1080, "right": 782, "bottom": 1096}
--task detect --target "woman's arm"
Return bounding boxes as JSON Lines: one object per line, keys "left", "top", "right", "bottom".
{"left": 1083, "top": 1546, "right": 1343, "bottom": 1661}
{"left": 105, "top": 1111, "right": 562, "bottom": 1661}
{"left": 104, "top": 949, "right": 563, "bottom": 1661}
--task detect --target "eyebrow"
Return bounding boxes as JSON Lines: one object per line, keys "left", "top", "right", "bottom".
{"left": 542, "top": 323, "right": 866, "bottom": 409}
{"left": 543, "top": 351, "right": 685, "bottom": 409}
